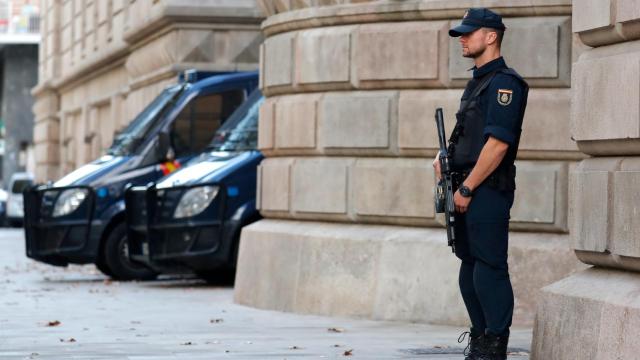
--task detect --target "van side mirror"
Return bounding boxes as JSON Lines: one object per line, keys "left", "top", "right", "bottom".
{"left": 156, "top": 132, "right": 174, "bottom": 162}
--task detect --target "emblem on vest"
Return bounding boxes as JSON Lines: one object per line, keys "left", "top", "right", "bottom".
{"left": 497, "top": 89, "right": 513, "bottom": 106}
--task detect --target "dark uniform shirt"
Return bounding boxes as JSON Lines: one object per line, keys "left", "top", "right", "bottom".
{"left": 464, "top": 56, "right": 526, "bottom": 169}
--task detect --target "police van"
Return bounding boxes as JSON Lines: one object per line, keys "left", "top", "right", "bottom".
{"left": 125, "top": 89, "right": 263, "bottom": 282}
{"left": 24, "top": 71, "right": 259, "bottom": 280}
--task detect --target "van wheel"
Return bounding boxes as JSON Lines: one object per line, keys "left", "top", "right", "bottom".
{"left": 95, "top": 257, "right": 113, "bottom": 277}
{"left": 104, "top": 222, "right": 157, "bottom": 281}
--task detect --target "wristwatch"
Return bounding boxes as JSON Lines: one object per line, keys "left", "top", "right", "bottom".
{"left": 459, "top": 185, "right": 474, "bottom": 198}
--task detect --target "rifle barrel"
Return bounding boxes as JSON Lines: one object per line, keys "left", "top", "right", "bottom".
{"left": 435, "top": 108, "right": 447, "bottom": 152}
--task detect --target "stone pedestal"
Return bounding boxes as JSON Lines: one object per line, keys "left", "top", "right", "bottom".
{"left": 236, "top": 219, "right": 584, "bottom": 326}
{"left": 531, "top": 1, "right": 640, "bottom": 358}
{"left": 235, "top": 0, "right": 584, "bottom": 328}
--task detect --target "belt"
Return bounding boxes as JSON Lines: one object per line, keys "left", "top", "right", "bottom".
{"left": 451, "top": 165, "right": 516, "bottom": 192}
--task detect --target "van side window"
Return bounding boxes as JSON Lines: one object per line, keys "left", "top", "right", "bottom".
{"left": 171, "top": 90, "right": 245, "bottom": 157}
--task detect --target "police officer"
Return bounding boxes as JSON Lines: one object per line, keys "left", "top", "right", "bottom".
{"left": 433, "top": 8, "right": 529, "bottom": 360}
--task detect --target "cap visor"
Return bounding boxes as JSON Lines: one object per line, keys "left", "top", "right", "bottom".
{"left": 448, "top": 24, "right": 480, "bottom": 37}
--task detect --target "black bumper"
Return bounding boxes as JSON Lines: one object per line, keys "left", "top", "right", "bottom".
{"left": 24, "top": 186, "right": 99, "bottom": 266}
{"left": 126, "top": 183, "right": 234, "bottom": 271}
{"left": 125, "top": 187, "right": 190, "bottom": 273}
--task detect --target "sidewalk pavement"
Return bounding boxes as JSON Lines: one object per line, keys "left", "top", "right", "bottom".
{"left": 0, "top": 229, "right": 531, "bottom": 359}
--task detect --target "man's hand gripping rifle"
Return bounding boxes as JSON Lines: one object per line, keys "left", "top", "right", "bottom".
{"left": 434, "top": 108, "right": 456, "bottom": 252}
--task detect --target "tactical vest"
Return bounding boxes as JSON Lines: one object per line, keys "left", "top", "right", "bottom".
{"left": 448, "top": 68, "right": 529, "bottom": 190}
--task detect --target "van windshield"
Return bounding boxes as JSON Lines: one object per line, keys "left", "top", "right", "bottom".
{"left": 208, "top": 89, "right": 263, "bottom": 152}
{"left": 107, "top": 85, "right": 184, "bottom": 156}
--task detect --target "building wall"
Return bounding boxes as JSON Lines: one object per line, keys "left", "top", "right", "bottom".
{"left": 2, "top": 44, "right": 38, "bottom": 182}
{"left": 234, "top": 0, "right": 587, "bottom": 327}
{"left": 532, "top": 1, "right": 640, "bottom": 358}
{"left": 33, "top": 0, "right": 264, "bottom": 181}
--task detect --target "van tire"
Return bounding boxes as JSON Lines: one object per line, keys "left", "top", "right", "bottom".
{"left": 104, "top": 222, "right": 157, "bottom": 281}
{"left": 95, "top": 257, "right": 113, "bottom": 277}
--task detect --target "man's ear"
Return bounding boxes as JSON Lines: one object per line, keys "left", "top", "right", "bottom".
{"left": 486, "top": 30, "right": 498, "bottom": 46}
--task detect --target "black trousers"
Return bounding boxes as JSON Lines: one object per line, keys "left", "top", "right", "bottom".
{"left": 454, "top": 184, "right": 515, "bottom": 337}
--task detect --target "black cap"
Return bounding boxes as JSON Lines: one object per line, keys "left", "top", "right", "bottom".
{"left": 449, "top": 8, "right": 506, "bottom": 37}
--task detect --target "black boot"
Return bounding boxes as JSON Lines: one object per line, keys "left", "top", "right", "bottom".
{"left": 477, "top": 333, "right": 509, "bottom": 360}
{"left": 458, "top": 330, "right": 485, "bottom": 360}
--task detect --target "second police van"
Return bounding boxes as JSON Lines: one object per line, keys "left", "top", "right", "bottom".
{"left": 125, "top": 89, "right": 264, "bottom": 282}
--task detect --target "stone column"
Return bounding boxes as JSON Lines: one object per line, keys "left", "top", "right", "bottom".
{"left": 235, "top": 0, "right": 585, "bottom": 327}
{"left": 33, "top": 0, "right": 62, "bottom": 181}
{"left": 531, "top": 1, "right": 640, "bottom": 359}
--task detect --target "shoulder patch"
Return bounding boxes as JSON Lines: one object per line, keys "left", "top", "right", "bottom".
{"left": 497, "top": 89, "right": 513, "bottom": 106}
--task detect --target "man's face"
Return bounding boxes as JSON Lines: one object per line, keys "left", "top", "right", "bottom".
{"left": 459, "top": 29, "right": 491, "bottom": 58}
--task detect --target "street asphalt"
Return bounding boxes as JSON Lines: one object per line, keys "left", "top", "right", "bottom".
{"left": 0, "top": 228, "right": 531, "bottom": 359}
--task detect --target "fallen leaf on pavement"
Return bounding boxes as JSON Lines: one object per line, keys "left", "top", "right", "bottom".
{"left": 181, "top": 341, "right": 194, "bottom": 345}
{"left": 289, "top": 345, "right": 302, "bottom": 350}
{"left": 45, "top": 320, "right": 61, "bottom": 327}
{"left": 328, "top": 327, "right": 344, "bottom": 333}
{"left": 59, "top": 338, "right": 76, "bottom": 343}
{"left": 343, "top": 349, "right": 353, "bottom": 356}
{"left": 210, "top": 318, "right": 224, "bottom": 323}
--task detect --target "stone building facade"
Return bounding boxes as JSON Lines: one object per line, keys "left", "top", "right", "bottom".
{"left": 234, "top": 0, "right": 587, "bottom": 328}
{"left": 32, "top": 0, "right": 264, "bottom": 182}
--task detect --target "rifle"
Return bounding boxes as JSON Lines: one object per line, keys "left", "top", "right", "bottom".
{"left": 434, "top": 108, "right": 456, "bottom": 252}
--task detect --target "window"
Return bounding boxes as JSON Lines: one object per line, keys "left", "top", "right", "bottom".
{"left": 209, "top": 89, "right": 263, "bottom": 152}
{"left": 170, "top": 90, "right": 245, "bottom": 157}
